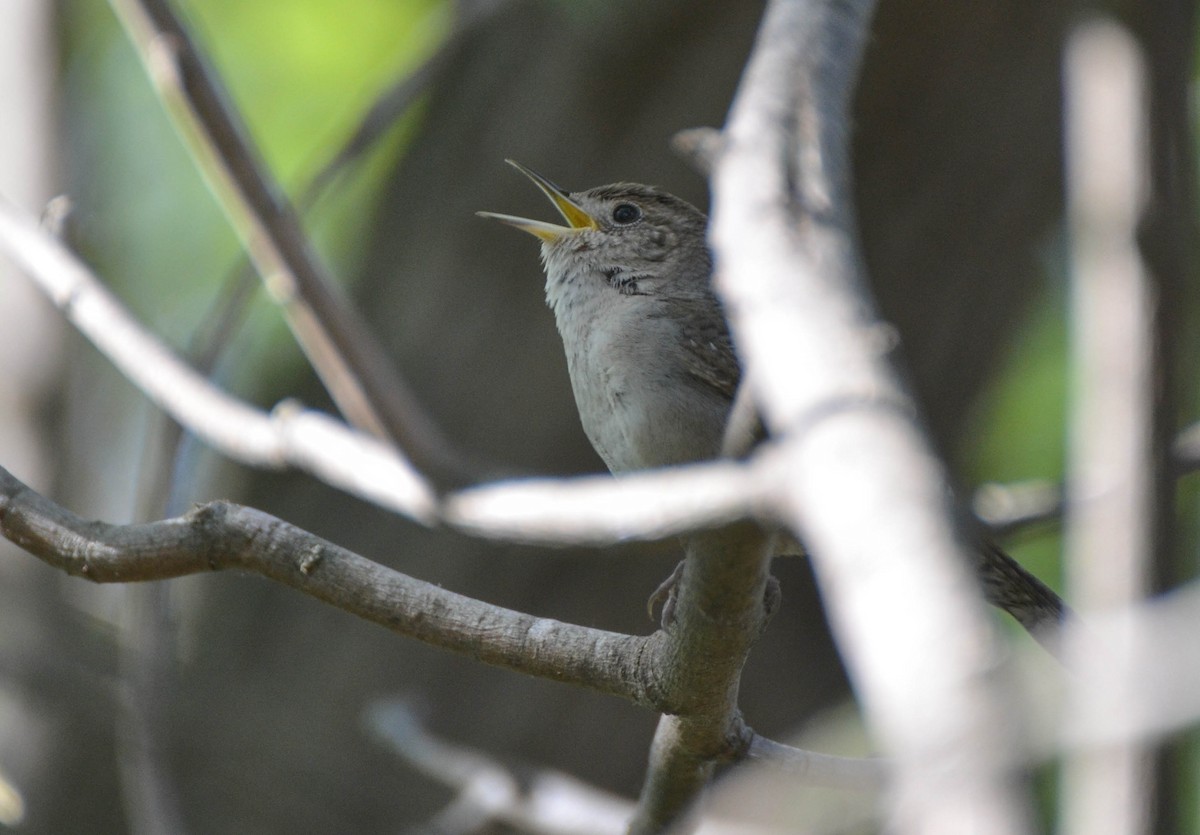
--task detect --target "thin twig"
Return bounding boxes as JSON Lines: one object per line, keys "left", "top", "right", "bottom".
{"left": 130, "top": 0, "right": 512, "bottom": 512}
{"left": 744, "top": 734, "right": 888, "bottom": 791}
{"left": 974, "top": 425, "right": 1200, "bottom": 534}
{"left": 107, "top": 0, "right": 475, "bottom": 484}
{"left": 367, "top": 699, "right": 874, "bottom": 835}
{"left": 671, "top": 127, "right": 723, "bottom": 179}
{"left": 367, "top": 699, "right": 631, "bottom": 835}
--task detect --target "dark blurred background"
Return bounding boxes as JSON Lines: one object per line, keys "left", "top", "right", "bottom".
{"left": 3, "top": 0, "right": 1172, "bottom": 831}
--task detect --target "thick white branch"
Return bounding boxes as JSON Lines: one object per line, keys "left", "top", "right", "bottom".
{"left": 444, "top": 455, "right": 779, "bottom": 545}
{"left": 709, "top": 1, "right": 1030, "bottom": 832}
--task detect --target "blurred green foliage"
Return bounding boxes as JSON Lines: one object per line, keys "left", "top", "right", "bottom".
{"left": 182, "top": 0, "right": 445, "bottom": 184}
{"left": 964, "top": 273, "right": 1069, "bottom": 594}
{"left": 967, "top": 283, "right": 1068, "bottom": 486}
{"left": 60, "top": 0, "right": 448, "bottom": 396}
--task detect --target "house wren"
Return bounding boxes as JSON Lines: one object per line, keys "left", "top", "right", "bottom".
{"left": 478, "top": 160, "right": 736, "bottom": 473}
{"left": 479, "top": 160, "right": 1066, "bottom": 636}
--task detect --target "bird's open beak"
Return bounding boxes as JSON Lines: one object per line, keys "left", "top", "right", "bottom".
{"left": 476, "top": 159, "right": 598, "bottom": 242}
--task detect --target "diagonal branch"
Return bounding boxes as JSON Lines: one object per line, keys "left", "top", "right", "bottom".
{"left": 0, "top": 461, "right": 891, "bottom": 818}
{"left": 0, "top": 192, "right": 438, "bottom": 519}
{"left": 107, "top": 0, "right": 475, "bottom": 483}
{"left": 0, "top": 464, "right": 663, "bottom": 708}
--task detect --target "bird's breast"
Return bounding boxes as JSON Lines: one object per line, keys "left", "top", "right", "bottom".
{"left": 550, "top": 285, "right": 728, "bottom": 473}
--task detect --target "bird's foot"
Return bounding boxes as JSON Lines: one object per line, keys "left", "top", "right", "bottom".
{"left": 647, "top": 560, "right": 686, "bottom": 628}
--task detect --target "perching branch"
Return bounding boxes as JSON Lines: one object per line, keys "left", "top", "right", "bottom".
{"left": 0, "top": 464, "right": 662, "bottom": 708}
{"left": 627, "top": 524, "right": 775, "bottom": 833}
{"left": 0, "top": 462, "right": 887, "bottom": 828}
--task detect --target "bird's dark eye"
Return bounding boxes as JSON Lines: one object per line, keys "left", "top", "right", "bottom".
{"left": 611, "top": 203, "right": 642, "bottom": 225}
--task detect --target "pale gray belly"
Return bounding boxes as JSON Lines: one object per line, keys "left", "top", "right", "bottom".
{"left": 566, "top": 348, "right": 729, "bottom": 473}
